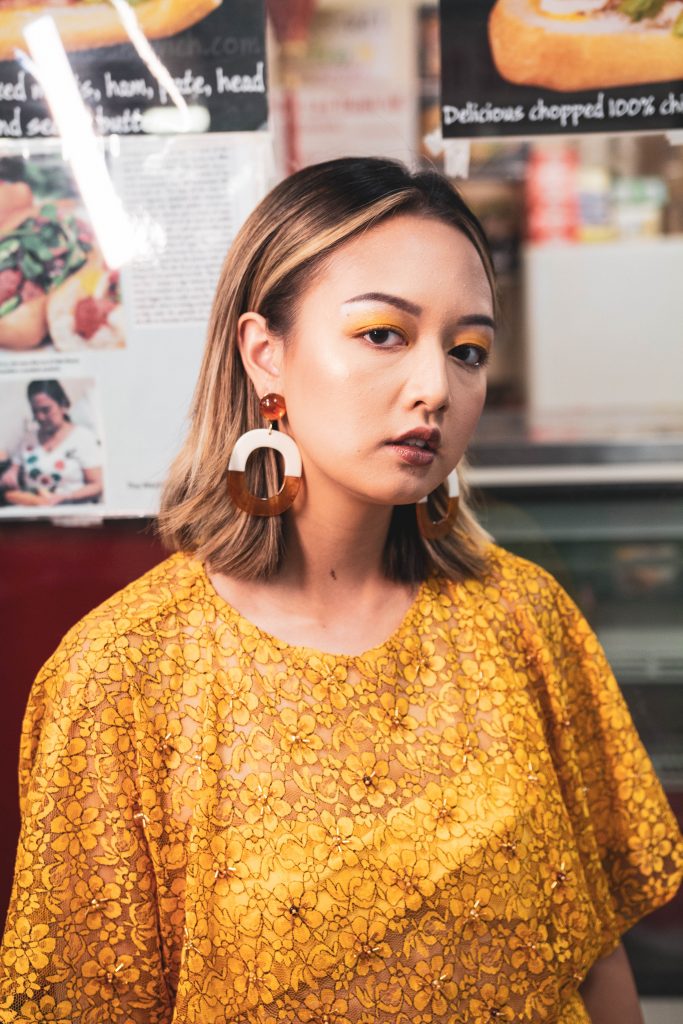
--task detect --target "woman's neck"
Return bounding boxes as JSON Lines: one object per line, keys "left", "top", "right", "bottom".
{"left": 39, "top": 421, "right": 72, "bottom": 448}
{"left": 209, "top": 494, "right": 416, "bottom": 654}
{"left": 279, "top": 498, "right": 393, "bottom": 600}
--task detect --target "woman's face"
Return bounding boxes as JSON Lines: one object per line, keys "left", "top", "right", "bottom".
{"left": 30, "top": 393, "right": 67, "bottom": 435}
{"left": 278, "top": 212, "right": 495, "bottom": 509}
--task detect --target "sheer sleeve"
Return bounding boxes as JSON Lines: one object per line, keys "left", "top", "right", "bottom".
{"left": 0, "top": 630, "right": 173, "bottom": 1023}
{"left": 517, "top": 561, "right": 683, "bottom": 959}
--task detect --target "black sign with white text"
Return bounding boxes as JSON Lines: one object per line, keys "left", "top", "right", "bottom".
{"left": 0, "top": 0, "right": 266, "bottom": 138}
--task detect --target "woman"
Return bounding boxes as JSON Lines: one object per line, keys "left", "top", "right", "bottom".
{"left": 0, "top": 158, "right": 680, "bottom": 1024}
{"left": 0, "top": 379, "right": 103, "bottom": 506}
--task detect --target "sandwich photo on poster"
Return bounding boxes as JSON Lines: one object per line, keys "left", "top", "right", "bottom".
{"left": 0, "top": 153, "right": 124, "bottom": 355}
{"left": 440, "top": 0, "right": 683, "bottom": 138}
{"left": 0, "top": 0, "right": 221, "bottom": 55}
{"left": 0, "top": 0, "right": 266, "bottom": 137}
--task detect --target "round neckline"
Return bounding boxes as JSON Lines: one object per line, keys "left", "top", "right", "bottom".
{"left": 37, "top": 422, "right": 76, "bottom": 453}
{"left": 197, "top": 560, "right": 433, "bottom": 663}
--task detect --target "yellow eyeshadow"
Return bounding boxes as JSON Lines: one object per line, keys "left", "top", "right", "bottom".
{"left": 345, "top": 315, "right": 411, "bottom": 334}
{"left": 453, "top": 332, "right": 492, "bottom": 352}
{"left": 343, "top": 314, "right": 492, "bottom": 350}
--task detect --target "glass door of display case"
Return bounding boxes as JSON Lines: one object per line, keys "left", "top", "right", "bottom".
{"left": 478, "top": 484, "right": 683, "bottom": 996}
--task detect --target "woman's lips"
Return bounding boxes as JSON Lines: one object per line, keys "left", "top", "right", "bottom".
{"left": 385, "top": 427, "right": 440, "bottom": 466}
{"left": 387, "top": 443, "right": 435, "bottom": 466}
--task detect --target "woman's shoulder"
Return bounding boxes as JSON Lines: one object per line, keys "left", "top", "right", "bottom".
{"left": 62, "top": 422, "right": 100, "bottom": 451}
{"left": 45, "top": 551, "right": 206, "bottom": 675}
{"left": 430, "top": 541, "right": 589, "bottom": 652}
{"left": 439, "top": 541, "right": 604, "bottom": 671}
{"left": 19, "top": 553, "right": 211, "bottom": 769}
{"left": 14, "top": 432, "right": 37, "bottom": 455}
{"left": 66, "top": 422, "right": 96, "bottom": 440}
{"left": 437, "top": 541, "right": 564, "bottom": 611}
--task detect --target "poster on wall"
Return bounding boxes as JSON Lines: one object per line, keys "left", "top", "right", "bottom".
{"left": 440, "top": 0, "right": 683, "bottom": 139}
{"left": 270, "top": 4, "right": 417, "bottom": 171}
{"left": 0, "top": 132, "right": 272, "bottom": 518}
{"left": 0, "top": 0, "right": 266, "bottom": 138}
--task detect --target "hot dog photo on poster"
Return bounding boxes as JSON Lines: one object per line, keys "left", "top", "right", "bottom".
{"left": 440, "top": 0, "right": 683, "bottom": 138}
{"left": 0, "top": 0, "right": 223, "bottom": 59}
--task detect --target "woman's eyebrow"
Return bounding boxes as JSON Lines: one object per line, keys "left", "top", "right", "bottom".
{"left": 342, "top": 292, "right": 422, "bottom": 316}
{"left": 342, "top": 294, "right": 496, "bottom": 331}
{"left": 457, "top": 313, "right": 496, "bottom": 331}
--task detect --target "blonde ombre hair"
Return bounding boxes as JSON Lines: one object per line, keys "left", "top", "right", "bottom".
{"left": 159, "top": 157, "right": 495, "bottom": 582}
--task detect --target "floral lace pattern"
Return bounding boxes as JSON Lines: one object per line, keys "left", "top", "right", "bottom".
{"left": 1, "top": 547, "right": 681, "bottom": 1023}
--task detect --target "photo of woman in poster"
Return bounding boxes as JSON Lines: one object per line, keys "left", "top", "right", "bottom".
{"left": 0, "top": 378, "right": 103, "bottom": 507}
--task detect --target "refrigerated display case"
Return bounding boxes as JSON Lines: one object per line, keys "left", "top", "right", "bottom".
{"left": 475, "top": 477, "right": 683, "bottom": 995}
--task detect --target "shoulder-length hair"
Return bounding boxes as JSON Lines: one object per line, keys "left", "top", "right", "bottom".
{"left": 159, "top": 157, "right": 495, "bottom": 583}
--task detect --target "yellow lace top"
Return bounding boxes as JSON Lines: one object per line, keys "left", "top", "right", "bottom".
{"left": 1, "top": 546, "right": 681, "bottom": 1024}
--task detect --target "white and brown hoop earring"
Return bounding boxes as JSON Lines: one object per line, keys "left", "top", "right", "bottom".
{"left": 227, "top": 393, "right": 302, "bottom": 516}
{"left": 416, "top": 469, "right": 460, "bottom": 541}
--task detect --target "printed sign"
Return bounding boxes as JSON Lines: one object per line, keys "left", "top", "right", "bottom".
{"left": 0, "top": 0, "right": 266, "bottom": 138}
{"left": 0, "top": 133, "right": 271, "bottom": 518}
{"left": 440, "top": 0, "right": 683, "bottom": 138}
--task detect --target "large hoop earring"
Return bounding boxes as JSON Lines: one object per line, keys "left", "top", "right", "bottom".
{"left": 416, "top": 469, "right": 459, "bottom": 541}
{"left": 227, "top": 393, "right": 302, "bottom": 516}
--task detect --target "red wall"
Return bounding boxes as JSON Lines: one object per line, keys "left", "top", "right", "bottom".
{"left": 0, "top": 520, "right": 165, "bottom": 925}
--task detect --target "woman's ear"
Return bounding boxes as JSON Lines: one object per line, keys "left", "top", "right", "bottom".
{"left": 237, "top": 312, "right": 284, "bottom": 395}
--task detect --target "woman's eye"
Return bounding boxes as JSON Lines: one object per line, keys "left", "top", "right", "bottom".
{"left": 363, "top": 327, "right": 405, "bottom": 347}
{"left": 450, "top": 343, "right": 489, "bottom": 368}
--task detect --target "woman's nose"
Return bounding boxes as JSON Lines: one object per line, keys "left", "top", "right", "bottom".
{"left": 404, "top": 339, "right": 450, "bottom": 412}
